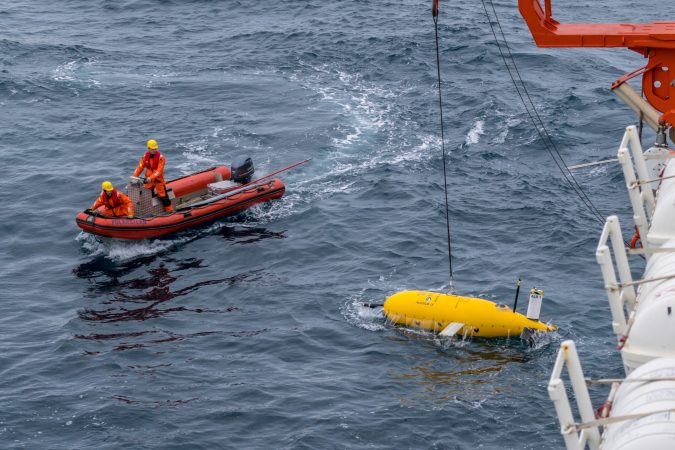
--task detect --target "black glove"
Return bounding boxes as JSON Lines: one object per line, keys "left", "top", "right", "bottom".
{"left": 144, "top": 177, "right": 151, "bottom": 184}
{"left": 84, "top": 208, "right": 94, "bottom": 214}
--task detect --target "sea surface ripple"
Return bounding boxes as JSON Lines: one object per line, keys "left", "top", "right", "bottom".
{"left": 0, "top": 1, "right": 663, "bottom": 448}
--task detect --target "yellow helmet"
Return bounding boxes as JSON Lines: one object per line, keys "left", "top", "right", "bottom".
{"left": 147, "top": 139, "right": 158, "bottom": 150}
{"left": 101, "top": 181, "right": 114, "bottom": 191}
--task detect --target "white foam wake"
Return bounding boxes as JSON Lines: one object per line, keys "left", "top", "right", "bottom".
{"left": 465, "top": 120, "right": 485, "bottom": 145}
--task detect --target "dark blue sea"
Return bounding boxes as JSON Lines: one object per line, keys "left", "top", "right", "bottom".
{"left": 0, "top": 1, "right": 665, "bottom": 448}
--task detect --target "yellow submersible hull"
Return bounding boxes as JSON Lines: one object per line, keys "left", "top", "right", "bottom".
{"left": 384, "top": 291, "right": 557, "bottom": 338}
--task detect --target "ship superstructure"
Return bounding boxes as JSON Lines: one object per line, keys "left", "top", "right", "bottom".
{"left": 517, "top": 1, "right": 675, "bottom": 448}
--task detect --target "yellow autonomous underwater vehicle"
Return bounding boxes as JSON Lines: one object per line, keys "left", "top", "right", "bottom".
{"left": 384, "top": 289, "right": 556, "bottom": 339}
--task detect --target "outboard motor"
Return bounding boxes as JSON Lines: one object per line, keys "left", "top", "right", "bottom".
{"left": 230, "top": 156, "right": 254, "bottom": 184}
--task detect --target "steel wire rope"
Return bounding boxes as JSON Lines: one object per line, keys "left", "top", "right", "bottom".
{"left": 433, "top": 4, "right": 454, "bottom": 292}
{"left": 484, "top": 1, "right": 605, "bottom": 222}
{"left": 480, "top": 0, "right": 608, "bottom": 226}
{"left": 488, "top": 9, "right": 607, "bottom": 225}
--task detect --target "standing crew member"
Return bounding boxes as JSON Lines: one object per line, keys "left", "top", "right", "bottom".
{"left": 89, "top": 181, "right": 134, "bottom": 218}
{"left": 133, "top": 139, "right": 173, "bottom": 212}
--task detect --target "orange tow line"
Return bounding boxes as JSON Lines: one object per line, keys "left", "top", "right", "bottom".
{"left": 630, "top": 226, "right": 642, "bottom": 249}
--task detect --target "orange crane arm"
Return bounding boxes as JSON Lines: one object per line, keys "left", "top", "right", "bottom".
{"left": 518, "top": 0, "right": 675, "bottom": 124}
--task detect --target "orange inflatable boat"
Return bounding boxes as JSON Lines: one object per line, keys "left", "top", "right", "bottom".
{"left": 76, "top": 159, "right": 288, "bottom": 240}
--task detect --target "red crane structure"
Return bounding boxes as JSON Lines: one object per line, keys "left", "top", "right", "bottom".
{"left": 519, "top": 0, "right": 675, "bottom": 127}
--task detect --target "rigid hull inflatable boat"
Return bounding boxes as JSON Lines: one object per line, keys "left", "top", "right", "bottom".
{"left": 76, "top": 160, "right": 285, "bottom": 240}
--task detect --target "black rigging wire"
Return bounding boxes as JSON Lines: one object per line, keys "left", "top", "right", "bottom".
{"left": 432, "top": 8, "right": 454, "bottom": 292}
{"left": 480, "top": 0, "right": 608, "bottom": 227}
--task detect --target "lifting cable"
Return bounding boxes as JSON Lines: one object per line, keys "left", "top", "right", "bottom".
{"left": 432, "top": 0, "right": 454, "bottom": 293}
{"left": 479, "top": 0, "right": 608, "bottom": 228}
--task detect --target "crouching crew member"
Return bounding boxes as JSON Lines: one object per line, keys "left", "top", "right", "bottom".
{"left": 133, "top": 139, "right": 173, "bottom": 212}
{"left": 90, "top": 181, "right": 134, "bottom": 218}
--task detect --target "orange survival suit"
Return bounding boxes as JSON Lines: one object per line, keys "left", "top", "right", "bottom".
{"left": 91, "top": 189, "right": 134, "bottom": 218}
{"left": 133, "top": 149, "right": 173, "bottom": 212}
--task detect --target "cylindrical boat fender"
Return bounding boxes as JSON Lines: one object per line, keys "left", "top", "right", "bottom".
{"left": 167, "top": 166, "right": 231, "bottom": 198}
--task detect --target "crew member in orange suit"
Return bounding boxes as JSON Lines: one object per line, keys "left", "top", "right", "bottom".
{"left": 89, "top": 181, "right": 134, "bottom": 218}
{"left": 133, "top": 139, "right": 173, "bottom": 212}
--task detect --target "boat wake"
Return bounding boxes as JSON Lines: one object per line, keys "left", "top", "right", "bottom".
{"left": 75, "top": 231, "right": 197, "bottom": 262}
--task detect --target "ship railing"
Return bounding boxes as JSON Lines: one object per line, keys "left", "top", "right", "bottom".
{"left": 617, "top": 125, "right": 654, "bottom": 255}
{"left": 596, "top": 216, "right": 636, "bottom": 338}
{"left": 549, "top": 340, "right": 602, "bottom": 450}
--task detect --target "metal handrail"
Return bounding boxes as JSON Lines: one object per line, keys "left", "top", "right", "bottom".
{"left": 617, "top": 126, "right": 653, "bottom": 256}
{"left": 596, "top": 216, "right": 636, "bottom": 338}
{"left": 548, "top": 340, "right": 601, "bottom": 450}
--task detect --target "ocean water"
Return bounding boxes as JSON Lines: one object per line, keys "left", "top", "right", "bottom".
{"left": 0, "top": 1, "right": 663, "bottom": 448}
